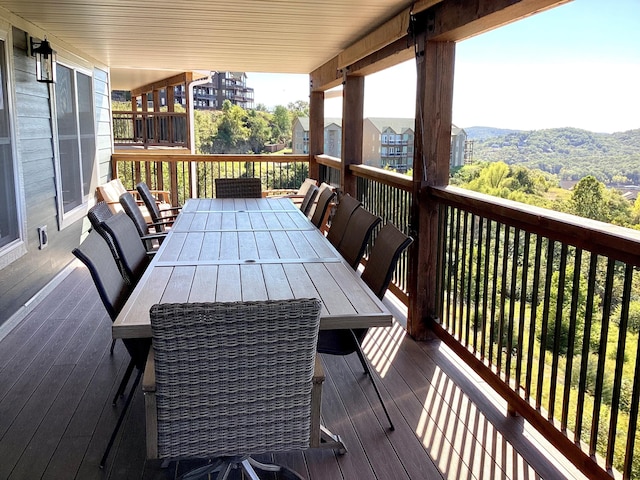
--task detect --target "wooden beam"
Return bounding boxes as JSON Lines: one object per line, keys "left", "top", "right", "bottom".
{"left": 309, "top": 90, "right": 325, "bottom": 181}
{"left": 408, "top": 39, "right": 456, "bottom": 341}
{"left": 312, "top": 0, "right": 568, "bottom": 91}
{"left": 131, "top": 72, "right": 195, "bottom": 97}
{"left": 427, "top": 0, "right": 571, "bottom": 42}
{"left": 340, "top": 76, "right": 364, "bottom": 197}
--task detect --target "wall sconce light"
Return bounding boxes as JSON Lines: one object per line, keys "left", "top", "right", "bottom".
{"left": 30, "top": 36, "right": 56, "bottom": 83}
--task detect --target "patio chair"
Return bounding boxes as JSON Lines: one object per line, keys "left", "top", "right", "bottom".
{"left": 326, "top": 194, "right": 361, "bottom": 249}
{"left": 299, "top": 183, "right": 319, "bottom": 216}
{"left": 72, "top": 230, "right": 150, "bottom": 469}
{"left": 310, "top": 183, "right": 336, "bottom": 230}
{"left": 136, "top": 182, "right": 181, "bottom": 231}
{"left": 316, "top": 223, "right": 413, "bottom": 430}
{"left": 214, "top": 177, "right": 263, "bottom": 198}
{"left": 145, "top": 298, "right": 322, "bottom": 479}
{"left": 99, "top": 212, "right": 152, "bottom": 286}
{"left": 119, "top": 192, "right": 169, "bottom": 250}
{"left": 337, "top": 206, "right": 382, "bottom": 270}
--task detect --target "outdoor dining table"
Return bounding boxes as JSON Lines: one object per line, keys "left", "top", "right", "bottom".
{"left": 112, "top": 196, "right": 393, "bottom": 452}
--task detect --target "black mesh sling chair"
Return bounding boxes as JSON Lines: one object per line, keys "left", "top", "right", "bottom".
{"left": 316, "top": 223, "right": 413, "bottom": 430}
{"left": 145, "top": 299, "right": 321, "bottom": 479}
{"left": 310, "top": 184, "right": 336, "bottom": 229}
{"left": 72, "top": 230, "right": 150, "bottom": 469}
{"left": 136, "top": 182, "right": 181, "bottom": 232}
{"left": 119, "top": 192, "right": 169, "bottom": 250}
{"left": 336, "top": 206, "right": 382, "bottom": 270}
{"left": 299, "top": 183, "right": 319, "bottom": 216}
{"left": 326, "top": 194, "right": 361, "bottom": 249}
{"left": 99, "top": 212, "right": 152, "bottom": 286}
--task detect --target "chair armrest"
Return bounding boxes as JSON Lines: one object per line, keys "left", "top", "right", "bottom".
{"left": 141, "top": 233, "right": 167, "bottom": 241}
{"left": 142, "top": 348, "right": 155, "bottom": 393}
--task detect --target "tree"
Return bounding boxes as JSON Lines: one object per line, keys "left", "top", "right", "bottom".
{"left": 287, "top": 100, "right": 309, "bottom": 118}
{"left": 245, "top": 110, "right": 271, "bottom": 153}
{"left": 567, "top": 176, "right": 606, "bottom": 221}
{"left": 272, "top": 105, "right": 291, "bottom": 145}
{"left": 213, "top": 100, "right": 250, "bottom": 153}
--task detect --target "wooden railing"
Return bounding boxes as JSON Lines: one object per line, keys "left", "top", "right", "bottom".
{"left": 112, "top": 111, "right": 188, "bottom": 148}
{"left": 111, "top": 152, "right": 640, "bottom": 477}
{"left": 112, "top": 153, "right": 310, "bottom": 206}
{"left": 431, "top": 185, "right": 640, "bottom": 480}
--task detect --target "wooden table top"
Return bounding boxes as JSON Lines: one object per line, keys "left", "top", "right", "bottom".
{"left": 113, "top": 198, "right": 392, "bottom": 339}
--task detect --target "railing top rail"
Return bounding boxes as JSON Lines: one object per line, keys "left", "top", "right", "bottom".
{"left": 112, "top": 110, "right": 188, "bottom": 117}
{"left": 431, "top": 184, "right": 640, "bottom": 266}
{"left": 350, "top": 164, "right": 413, "bottom": 191}
{"left": 315, "top": 154, "right": 341, "bottom": 169}
{"left": 112, "top": 153, "right": 311, "bottom": 164}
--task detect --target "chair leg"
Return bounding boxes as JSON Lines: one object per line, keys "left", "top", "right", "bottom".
{"left": 110, "top": 339, "right": 116, "bottom": 355}
{"left": 350, "top": 330, "right": 395, "bottom": 431}
{"left": 100, "top": 367, "right": 143, "bottom": 468}
{"left": 113, "top": 358, "right": 136, "bottom": 405}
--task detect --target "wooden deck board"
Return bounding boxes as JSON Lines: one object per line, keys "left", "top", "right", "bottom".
{"left": 0, "top": 265, "right": 587, "bottom": 480}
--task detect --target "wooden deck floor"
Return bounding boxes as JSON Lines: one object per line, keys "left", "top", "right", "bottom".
{"left": 0, "top": 264, "right": 588, "bottom": 480}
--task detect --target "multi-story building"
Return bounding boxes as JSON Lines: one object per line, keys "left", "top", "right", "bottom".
{"left": 294, "top": 117, "right": 466, "bottom": 172}
{"left": 174, "top": 72, "right": 255, "bottom": 110}
{"left": 292, "top": 117, "right": 342, "bottom": 157}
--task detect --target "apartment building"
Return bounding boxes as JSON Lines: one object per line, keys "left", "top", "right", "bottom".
{"left": 293, "top": 117, "right": 466, "bottom": 171}
{"left": 292, "top": 117, "right": 343, "bottom": 157}
{"left": 174, "top": 72, "right": 254, "bottom": 110}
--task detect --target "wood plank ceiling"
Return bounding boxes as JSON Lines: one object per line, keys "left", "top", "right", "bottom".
{"left": 0, "top": 0, "right": 419, "bottom": 89}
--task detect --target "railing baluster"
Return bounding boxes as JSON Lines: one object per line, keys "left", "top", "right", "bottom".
{"left": 536, "top": 239, "right": 555, "bottom": 409}
{"left": 506, "top": 227, "right": 520, "bottom": 386}
{"left": 515, "top": 231, "right": 531, "bottom": 394}
{"left": 590, "top": 259, "right": 615, "bottom": 456}
{"left": 525, "top": 235, "right": 542, "bottom": 400}
{"left": 549, "top": 243, "right": 568, "bottom": 420}
{"left": 496, "top": 224, "right": 510, "bottom": 373}
{"left": 481, "top": 219, "right": 492, "bottom": 361}
{"left": 473, "top": 216, "right": 484, "bottom": 355}
{"left": 465, "top": 213, "right": 475, "bottom": 348}
{"left": 561, "top": 248, "right": 582, "bottom": 432}
{"left": 489, "top": 222, "right": 501, "bottom": 366}
{"left": 606, "top": 263, "right": 633, "bottom": 468}
{"left": 624, "top": 319, "right": 640, "bottom": 480}
{"left": 459, "top": 210, "right": 469, "bottom": 344}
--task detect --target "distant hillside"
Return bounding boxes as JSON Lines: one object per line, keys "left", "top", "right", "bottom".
{"left": 464, "top": 126, "right": 522, "bottom": 140}
{"left": 470, "top": 127, "right": 640, "bottom": 183}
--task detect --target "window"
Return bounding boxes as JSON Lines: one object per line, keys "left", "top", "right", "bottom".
{"left": 54, "top": 63, "right": 95, "bottom": 219}
{"left": 0, "top": 37, "right": 21, "bottom": 253}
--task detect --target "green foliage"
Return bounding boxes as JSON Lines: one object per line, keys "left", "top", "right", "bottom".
{"left": 472, "top": 127, "right": 640, "bottom": 184}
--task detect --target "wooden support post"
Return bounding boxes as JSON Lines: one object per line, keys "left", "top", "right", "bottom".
{"left": 309, "top": 90, "right": 324, "bottom": 181}
{"left": 340, "top": 75, "right": 364, "bottom": 197}
{"left": 408, "top": 39, "right": 455, "bottom": 341}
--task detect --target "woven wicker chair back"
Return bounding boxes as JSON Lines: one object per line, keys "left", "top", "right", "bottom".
{"left": 214, "top": 177, "right": 262, "bottom": 198}
{"left": 150, "top": 298, "right": 321, "bottom": 459}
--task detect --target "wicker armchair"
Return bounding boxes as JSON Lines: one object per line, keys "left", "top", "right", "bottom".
{"left": 144, "top": 299, "right": 322, "bottom": 479}
{"left": 214, "top": 177, "right": 263, "bottom": 198}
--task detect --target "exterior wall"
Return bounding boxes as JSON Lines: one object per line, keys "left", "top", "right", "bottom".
{"left": 362, "top": 118, "right": 380, "bottom": 166}
{"left": 0, "top": 26, "right": 111, "bottom": 327}
{"left": 324, "top": 124, "right": 341, "bottom": 158}
{"left": 291, "top": 118, "right": 308, "bottom": 154}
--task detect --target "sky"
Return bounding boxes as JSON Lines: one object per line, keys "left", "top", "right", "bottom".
{"left": 248, "top": 0, "right": 640, "bottom": 134}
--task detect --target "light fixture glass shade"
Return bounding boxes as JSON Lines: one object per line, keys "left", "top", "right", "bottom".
{"left": 31, "top": 37, "right": 56, "bottom": 83}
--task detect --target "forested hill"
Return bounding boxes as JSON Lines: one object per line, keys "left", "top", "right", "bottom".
{"left": 468, "top": 127, "right": 640, "bottom": 183}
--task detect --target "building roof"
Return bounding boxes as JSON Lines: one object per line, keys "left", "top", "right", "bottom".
{"left": 296, "top": 117, "right": 343, "bottom": 130}
{"left": 366, "top": 118, "right": 415, "bottom": 134}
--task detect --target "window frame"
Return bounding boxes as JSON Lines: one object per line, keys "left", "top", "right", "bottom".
{"left": 51, "top": 58, "right": 97, "bottom": 229}
{"left": 0, "top": 25, "right": 27, "bottom": 269}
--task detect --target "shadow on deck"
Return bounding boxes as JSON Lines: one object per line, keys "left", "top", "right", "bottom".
{"left": 0, "top": 265, "right": 586, "bottom": 479}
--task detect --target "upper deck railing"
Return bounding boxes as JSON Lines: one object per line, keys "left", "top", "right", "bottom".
{"left": 112, "top": 111, "right": 188, "bottom": 148}
{"left": 112, "top": 152, "right": 640, "bottom": 478}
